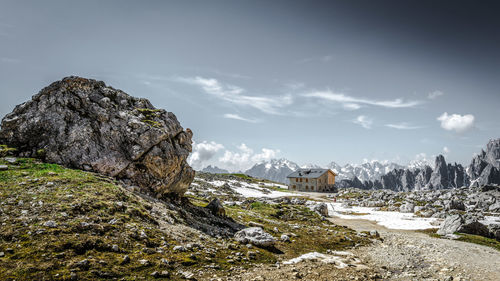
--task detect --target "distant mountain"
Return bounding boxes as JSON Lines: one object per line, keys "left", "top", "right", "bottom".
{"left": 327, "top": 161, "right": 404, "bottom": 182}
{"left": 468, "top": 138, "right": 500, "bottom": 187}
{"left": 245, "top": 158, "right": 300, "bottom": 183}
{"left": 201, "top": 165, "right": 229, "bottom": 174}
{"left": 301, "top": 163, "right": 324, "bottom": 169}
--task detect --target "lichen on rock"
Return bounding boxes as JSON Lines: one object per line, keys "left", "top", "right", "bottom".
{"left": 0, "top": 76, "right": 194, "bottom": 197}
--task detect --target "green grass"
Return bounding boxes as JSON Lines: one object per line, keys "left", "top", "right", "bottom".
{"left": 418, "top": 228, "right": 500, "bottom": 251}
{"left": 0, "top": 155, "right": 372, "bottom": 280}
{"left": 456, "top": 233, "right": 500, "bottom": 251}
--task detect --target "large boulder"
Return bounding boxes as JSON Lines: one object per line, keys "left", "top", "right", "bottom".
{"left": 437, "top": 214, "right": 490, "bottom": 237}
{"left": 0, "top": 76, "right": 194, "bottom": 197}
{"left": 205, "top": 198, "right": 225, "bottom": 217}
{"left": 234, "top": 227, "right": 276, "bottom": 247}
{"left": 399, "top": 202, "right": 415, "bottom": 213}
{"left": 313, "top": 203, "right": 329, "bottom": 217}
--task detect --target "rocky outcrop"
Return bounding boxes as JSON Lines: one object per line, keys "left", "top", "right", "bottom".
{"left": 0, "top": 76, "right": 194, "bottom": 197}
{"left": 234, "top": 227, "right": 276, "bottom": 247}
{"left": 437, "top": 214, "right": 490, "bottom": 238}
{"left": 468, "top": 139, "right": 500, "bottom": 187}
{"left": 205, "top": 198, "right": 225, "bottom": 216}
{"left": 429, "top": 155, "right": 449, "bottom": 189}
{"left": 313, "top": 203, "right": 329, "bottom": 217}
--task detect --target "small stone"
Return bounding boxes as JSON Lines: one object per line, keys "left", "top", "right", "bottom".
{"left": 4, "top": 157, "right": 17, "bottom": 164}
{"left": 111, "top": 244, "right": 119, "bottom": 252}
{"left": 0, "top": 165, "right": 8, "bottom": 171}
{"left": 160, "top": 258, "right": 169, "bottom": 264}
{"left": 173, "top": 245, "right": 187, "bottom": 252}
{"left": 0, "top": 252, "right": 4, "bottom": 257}
{"left": 121, "top": 255, "right": 130, "bottom": 265}
{"left": 5, "top": 248, "right": 13, "bottom": 254}
{"left": 280, "top": 234, "right": 290, "bottom": 242}
{"left": 76, "top": 259, "right": 89, "bottom": 270}
{"left": 138, "top": 259, "right": 150, "bottom": 266}
{"left": 70, "top": 272, "right": 78, "bottom": 280}
{"left": 43, "top": 220, "right": 57, "bottom": 228}
{"left": 108, "top": 218, "right": 118, "bottom": 225}
{"left": 46, "top": 182, "right": 55, "bottom": 186}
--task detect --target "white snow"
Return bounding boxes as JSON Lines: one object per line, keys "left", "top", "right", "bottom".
{"left": 207, "top": 180, "right": 226, "bottom": 187}
{"left": 201, "top": 178, "right": 301, "bottom": 198}
{"left": 232, "top": 186, "right": 293, "bottom": 198}
{"left": 328, "top": 202, "right": 438, "bottom": 230}
{"left": 262, "top": 182, "right": 288, "bottom": 189}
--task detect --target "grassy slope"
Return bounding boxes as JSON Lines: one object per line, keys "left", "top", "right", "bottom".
{"left": 418, "top": 229, "right": 500, "bottom": 252}
{"left": 0, "top": 158, "right": 371, "bottom": 280}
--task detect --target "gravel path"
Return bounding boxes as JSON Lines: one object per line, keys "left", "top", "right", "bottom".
{"left": 330, "top": 216, "right": 500, "bottom": 281}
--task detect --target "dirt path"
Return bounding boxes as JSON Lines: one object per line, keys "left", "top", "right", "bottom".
{"left": 329, "top": 216, "right": 500, "bottom": 281}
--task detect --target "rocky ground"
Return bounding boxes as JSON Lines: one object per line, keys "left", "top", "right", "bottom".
{"left": 0, "top": 156, "right": 377, "bottom": 280}
{"left": 326, "top": 216, "right": 500, "bottom": 281}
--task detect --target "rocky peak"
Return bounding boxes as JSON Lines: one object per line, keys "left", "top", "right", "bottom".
{"left": 0, "top": 76, "right": 195, "bottom": 197}
{"left": 468, "top": 138, "right": 500, "bottom": 187}
{"left": 429, "top": 155, "right": 449, "bottom": 189}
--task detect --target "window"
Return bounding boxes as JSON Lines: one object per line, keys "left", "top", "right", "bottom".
{"left": 292, "top": 185, "right": 296, "bottom": 190}
{"left": 295, "top": 178, "right": 298, "bottom": 182}
{"left": 300, "top": 178, "right": 303, "bottom": 182}
{"left": 305, "top": 185, "right": 308, "bottom": 190}
{"left": 305, "top": 178, "right": 308, "bottom": 183}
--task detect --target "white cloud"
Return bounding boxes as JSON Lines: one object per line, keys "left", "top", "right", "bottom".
{"left": 218, "top": 143, "right": 280, "bottom": 172}
{"left": 428, "top": 90, "right": 444, "bottom": 99}
{"left": 178, "top": 76, "right": 293, "bottom": 114}
{"left": 437, "top": 112, "right": 475, "bottom": 133}
{"left": 285, "top": 82, "right": 305, "bottom": 90}
{"left": 303, "top": 90, "right": 422, "bottom": 109}
{"left": 352, "top": 115, "right": 373, "bottom": 129}
{"left": 342, "top": 103, "right": 362, "bottom": 110}
{"left": 188, "top": 141, "right": 224, "bottom": 170}
{"left": 223, "top": 113, "right": 259, "bottom": 123}
{"left": 385, "top": 122, "right": 422, "bottom": 130}
{"left": 443, "top": 146, "right": 450, "bottom": 154}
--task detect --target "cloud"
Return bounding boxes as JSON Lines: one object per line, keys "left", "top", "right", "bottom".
{"left": 428, "top": 90, "right": 444, "bottom": 99}
{"left": 437, "top": 112, "right": 475, "bottom": 133}
{"left": 297, "top": 55, "right": 333, "bottom": 64}
{"left": 178, "top": 76, "right": 292, "bottom": 114}
{"left": 218, "top": 143, "right": 280, "bottom": 171}
{"left": 0, "top": 57, "right": 20, "bottom": 64}
{"left": 303, "top": 90, "right": 422, "bottom": 109}
{"left": 352, "top": 115, "right": 373, "bottom": 129}
{"left": 223, "top": 113, "right": 259, "bottom": 123}
{"left": 342, "top": 103, "right": 362, "bottom": 110}
{"left": 188, "top": 141, "right": 224, "bottom": 169}
{"left": 385, "top": 122, "right": 423, "bottom": 130}
{"left": 284, "top": 82, "right": 305, "bottom": 90}
{"left": 443, "top": 146, "right": 450, "bottom": 154}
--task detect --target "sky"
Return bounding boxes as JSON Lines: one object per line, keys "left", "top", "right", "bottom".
{"left": 1, "top": 0, "right": 499, "bottom": 172}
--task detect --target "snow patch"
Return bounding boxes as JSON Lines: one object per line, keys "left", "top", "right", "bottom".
{"left": 328, "top": 203, "right": 438, "bottom": 230}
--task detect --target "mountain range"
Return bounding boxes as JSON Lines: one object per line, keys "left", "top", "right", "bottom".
{"left": 200, "top": 139, "right": 500, "bottom": 190}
